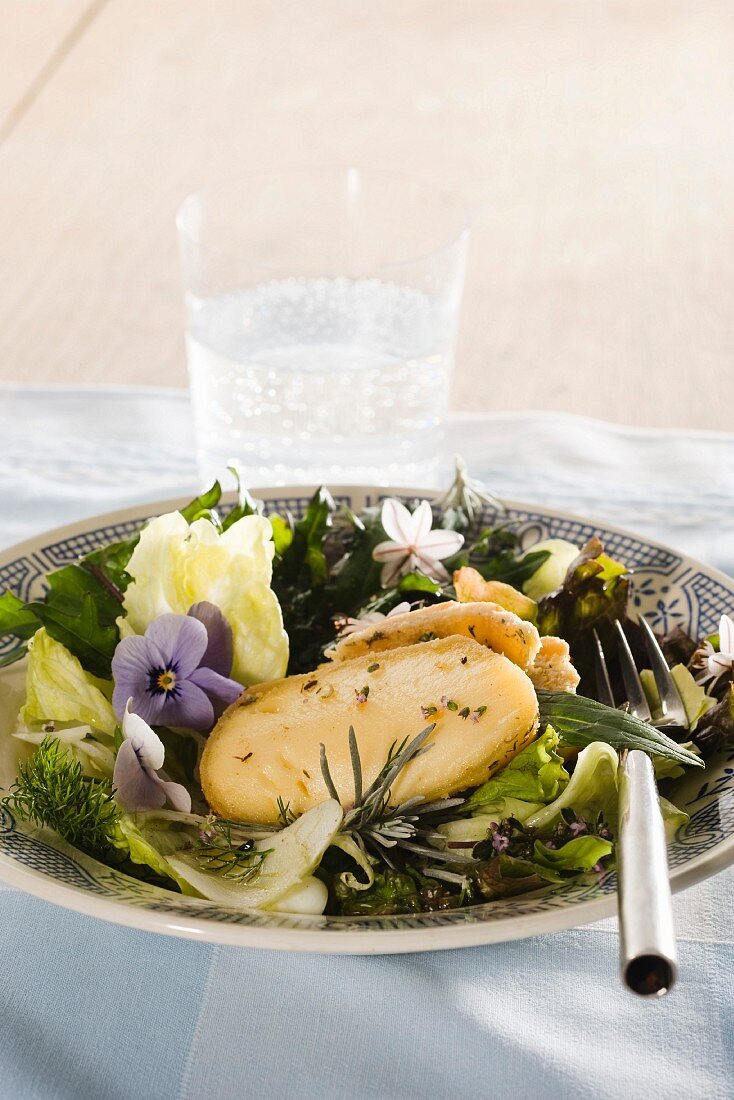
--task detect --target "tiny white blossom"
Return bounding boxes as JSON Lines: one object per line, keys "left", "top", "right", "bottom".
{"left": 693, "top": 614, "right": 734, "bottom": 688}
{"left": 372, "top": 499, "right": 464, "bottom": 588}
{"left": 336, "top": 601, "right": 412, "bottom": 637}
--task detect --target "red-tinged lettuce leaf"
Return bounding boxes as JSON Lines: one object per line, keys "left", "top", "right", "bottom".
{"left": 692, "top": 685, "right": 734, "bottom": 754}
{"left": 536, "top": 537, "right": 630, "bottom": 691}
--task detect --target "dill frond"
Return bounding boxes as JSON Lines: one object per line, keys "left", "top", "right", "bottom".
{"left": 195, "top": 820, "right": 271, "bottom": 883}
{"left": 2, "top": 736, "right": 120, "bottom": 859}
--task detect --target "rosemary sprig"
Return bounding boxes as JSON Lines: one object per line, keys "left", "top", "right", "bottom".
{"left": 276, "top": 796, "right": 296, "bottom": 827}
{"left": 195, "top": 820, "right": 271, "bottom": 883}
{"left": 438, "top": 454, "right": 505, "bottom": 526}
{"left": 321, "top": 726, "right": 472, "bottom": 871}
{"left": 1, "top": 736, "right": 120, "bottom": 859}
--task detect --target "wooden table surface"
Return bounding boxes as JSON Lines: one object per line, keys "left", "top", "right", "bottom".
{"left": 0, "top": 1, "right": 732, "bottom": 429}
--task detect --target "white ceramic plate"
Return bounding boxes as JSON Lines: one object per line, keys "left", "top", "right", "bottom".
{"left": 1, "top": 487, "right": 732, "bottom": 953}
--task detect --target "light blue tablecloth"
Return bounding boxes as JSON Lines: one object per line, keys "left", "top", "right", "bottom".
{"left": 1, "top": 384, "right": 733, "bottom": 1100}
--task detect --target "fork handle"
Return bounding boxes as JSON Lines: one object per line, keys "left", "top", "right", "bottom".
{"left": 617, "top": 749, "right": 678, "bottom": 996}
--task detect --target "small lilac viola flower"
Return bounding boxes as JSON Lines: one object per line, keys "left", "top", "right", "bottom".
{"left": 113, "top": 700, "right": 192, "bottom": 813}
{"left": 111, "top": 601, "right": 242, "bottom": 731}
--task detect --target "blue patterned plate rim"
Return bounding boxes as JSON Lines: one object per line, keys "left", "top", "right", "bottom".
{"left": 0, "top": 486, "right": 732, "bottom": 953}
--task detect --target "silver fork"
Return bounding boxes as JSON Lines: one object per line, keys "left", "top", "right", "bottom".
{"left": 593, "top": 617, "right": 685, "bottom": 997}
{"left": 593, "top": 616, "right": 688, "bottom": 732}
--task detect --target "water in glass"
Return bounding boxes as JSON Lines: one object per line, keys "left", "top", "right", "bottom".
{"left": 186, "top": 276, "right": 452, "bottom": 486}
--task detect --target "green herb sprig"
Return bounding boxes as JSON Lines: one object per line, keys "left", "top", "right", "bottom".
{"left": 537, "top": 690, "right": 703, "bottom": 767}
{"left": 195, "top": 820, "right": 271, "bottom": 883}
{"left": 1, "top": 737, "right": 120, "bottom": 858}
{"left": 321, "top": 726, "right": 471, "bottom": 870}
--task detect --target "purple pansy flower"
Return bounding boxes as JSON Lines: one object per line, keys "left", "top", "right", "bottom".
{"left": 113, "top": 700, "right": 192, "bottom": 812}
{"left": 111, "top": 601, "right": 242, "bottom": 731}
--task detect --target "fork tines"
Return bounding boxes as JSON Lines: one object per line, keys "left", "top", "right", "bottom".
{"left": 593, "top": 619, "right": 688, "bottom": 730}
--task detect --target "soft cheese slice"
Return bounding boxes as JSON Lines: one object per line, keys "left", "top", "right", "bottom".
{"left": 325, "top": 601, "right": 541, "bottom": 671}
{"left": 201, "top": 636, "right": 539, "bottom": 825}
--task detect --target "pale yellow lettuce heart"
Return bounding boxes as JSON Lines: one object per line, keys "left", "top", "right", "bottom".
{"left": 20, "top": 628, "right": 117, "bottom": 737}
{"left": 122, "top": 511, "right": 289, "bottom": 685}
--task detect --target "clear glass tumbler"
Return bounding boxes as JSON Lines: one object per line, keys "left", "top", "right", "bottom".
{"left": 177, "top": 168, "right": 469, "bottom": 487}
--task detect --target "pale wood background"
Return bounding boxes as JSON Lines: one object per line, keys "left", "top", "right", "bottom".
{"left": 0, "top": 1, "right": 732, "bottom": 428}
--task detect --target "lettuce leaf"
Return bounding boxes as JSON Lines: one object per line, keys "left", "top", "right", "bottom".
{"left": 640, "top": 665, "right": 715, "bottom": 731}
{"left": 522, "top": 539, "right": 581, "bottom": 601}
{"left": 440, "top": 801, "right": 544, "bottom": 847}
{"left": 531, "top": 834, "right": 613, "bottom": 872}
{"left": 122, "top": 509, "right": 288, "bottom": 685}
{"left": 113, "top": 809, "right": 210, "bottom": 894}
{"left": 464, "top": 726, "right": 569, "bottom": 813}
{"left": 20, "top": 628, "right": 116, "bottom": 737}
{"left": 692, "top": 685, "right": 734, "bottom": 753}
{"left": 471, "top": 833, "right": 613, "bottom": 899}
{"left": 525, "top": 741, "right": 619, "bottom": 833}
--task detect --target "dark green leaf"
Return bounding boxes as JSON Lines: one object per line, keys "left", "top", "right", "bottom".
{"left": 27, "top": 566, "right": 120, "bottom": 678}
{"left": 472, "top": 855, "right": 560, "bottom": 899}
{"left": 331, "top": 869, "right": 423, "bottom": 915}
{"left": 536, "top": 538, "right": 629, "bottom": 640}
{"left": 398, "top": 572, "right": 442, "bottom": 595}
{"left": 179, "top": 481, "right": 222, "bottom": 524}
{"left": 0, "top": 590, "right": 40, "bottom": 641}
{"left": 82, "top": 533, "right": 139, "bottom": 597}
{"left": 537, "top": 689, "right": 703, "bottom": 767}
{"left": 465, "top": 525, "right": 550, "bottom": 586}
{"left": 274, "top": 487, "right": 336, "bottom": 588}
{"left": 692, "top": 684, "right": 734, "bottom": 754}
{"left": 221, "top": 468, "right": 264, "bottom": 530}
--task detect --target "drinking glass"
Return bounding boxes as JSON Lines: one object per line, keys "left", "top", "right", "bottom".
{"left": 177, "top": 168, "right": 469, "bottom": 487}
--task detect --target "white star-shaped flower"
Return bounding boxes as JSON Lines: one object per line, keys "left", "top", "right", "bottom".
{"left": 694, "top": 614, "right": 734, "bottom": 688}
{"left": 372, "top": 499, "right": 464, "bottom": 588}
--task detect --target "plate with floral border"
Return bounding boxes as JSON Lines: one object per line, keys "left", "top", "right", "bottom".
{"left": 0, "top": 487, "right": 732, "bottom": 953}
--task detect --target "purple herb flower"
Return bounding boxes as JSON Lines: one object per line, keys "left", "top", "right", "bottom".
{"left": 111, "top": 602, "right": 242, "bottom": 731}
{"left": 113, "top": 701, "right": 192, "bottom": 813}
{"left": 489, "top": 823, "right": 511, "bottom": 853}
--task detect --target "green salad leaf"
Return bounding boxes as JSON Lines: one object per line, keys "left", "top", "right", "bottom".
{"left": 26, "top": 567, "right": 121, "bottom": 679}
{"left": 20, "top": 628, "right": 117, "bottom": 736}
{"left": 640, "top": 665, "right": 715, "bottom": 731}
{"left": 531, "top": 834, "right": 614, "bottom": 872}
{"left": 113, "top": 809, "right": 210, "bottom": 893}
{"left": 220, "top": 467, "right": 264, "bottom": 530}
{"left": 270, "top": 488, "right": 339, "bottom": 673}
{"left": 463, "top": 525, "right": 550, "bottom": 587}
{"left": 330, "top": 867, "right": 463, "bottom": 915}
{"left": 81, "top": 533, "right": 139, "bottom": 597}
{"left": 535, "top": 538, "right": 630, "bottom": 689}
{"left": 179, "top": 480, "right": 223, "bottom": 525}
{"left": 525, "top": 741, "right": 619, "bottom": 832}
{"left": 0, "top": 592, "right": 40, "bottom": 641}
{"left": 464, "top": 726, "right": 569, "bottom": 813}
